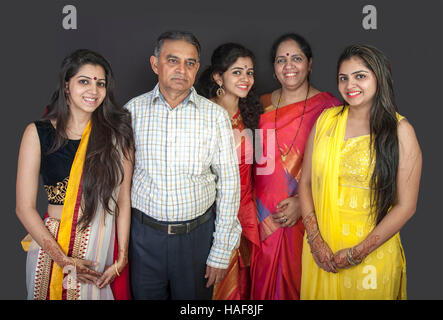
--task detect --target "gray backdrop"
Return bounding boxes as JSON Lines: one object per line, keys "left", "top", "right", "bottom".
{"left": 1, "top": 0, "right": 442, "bottom": 299}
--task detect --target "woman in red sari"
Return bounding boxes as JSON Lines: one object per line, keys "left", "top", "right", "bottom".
{"left": 196, "top": 43, "right": 262, "bottom": 299}
{"left": 250, "top": 33, "right": 341, "bottom": 299}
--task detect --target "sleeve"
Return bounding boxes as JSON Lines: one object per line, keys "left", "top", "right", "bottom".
{"left": 206, "top": 110, "right": 242, "bottom": 269}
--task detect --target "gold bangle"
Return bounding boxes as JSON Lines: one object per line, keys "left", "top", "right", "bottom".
{"left": 114, "top": 261, "right": 120, "bottom": 277}
{"left": 71, "top": 257, "right": 77, "bottom": 270}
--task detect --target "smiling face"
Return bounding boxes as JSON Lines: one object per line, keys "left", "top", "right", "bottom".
{"left": 338, "top": 56, "right": 377, "bottom": 110}
{"left": 66, "top": 63, "right": 106, "bottom": 115}
{"left": 213, "top": 56, "right": 254, "bottom": 99}
{"left": 274, "top": 39, "right": 312, "bottom": 90}
{"left": 150, "top": 39, "right": 200, "bottom": 96}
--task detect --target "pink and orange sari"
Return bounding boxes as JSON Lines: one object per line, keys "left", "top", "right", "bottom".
{"left": 23, "top": 121, "right": 131, "bottom": 300}
{"left": 250, "top": 92, "right": 340, "bottom": 300}
{"left": 213, "top": 111, "right": 260, "bottom": 300}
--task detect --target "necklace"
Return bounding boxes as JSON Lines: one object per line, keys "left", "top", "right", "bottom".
{"left": 230, "top": 110, "right": 241, "bottom": 127}
{"left": 215, "top": 97, "right": 240, "bottom": 127}
{"left": 274, "top": 86, "right": 310, "bottom": 162}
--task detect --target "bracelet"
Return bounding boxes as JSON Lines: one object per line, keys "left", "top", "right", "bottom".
{"left": 346, "top": 247, "right": 360, "bottom": 266}
{"left": 71, "top": 257, "right": 77, "bottom": 270}
{"left": 114, "top": 261, "right": 120, "bottom": 277}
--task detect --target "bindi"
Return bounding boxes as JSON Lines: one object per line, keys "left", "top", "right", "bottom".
{"left": 93, "top": 77, "right": 97, "bottom": 80}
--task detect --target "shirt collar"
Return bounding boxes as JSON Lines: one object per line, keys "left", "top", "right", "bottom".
{"left": 153, "top": 83, "right": 199, "bottom": 109}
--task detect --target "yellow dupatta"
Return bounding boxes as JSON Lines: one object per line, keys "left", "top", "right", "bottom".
{"left": 49, "top": 120, "right": 92, "bottom": 300}
{"left": 311, "top": 106, "right": 347, "bottom": 252}
{"left": 301, "top": 106, "right": 407, "bottom": 299}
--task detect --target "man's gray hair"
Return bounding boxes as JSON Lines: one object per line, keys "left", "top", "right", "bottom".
{"left": 153, "top": 30, "right": 201, "bottom": 59}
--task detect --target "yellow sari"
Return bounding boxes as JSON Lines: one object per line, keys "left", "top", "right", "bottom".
{"left": 301, "top": 106, "right": 407, "bottom": 300}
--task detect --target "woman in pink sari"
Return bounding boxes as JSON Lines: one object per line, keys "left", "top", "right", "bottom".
{"left": 250, "top": 33, "right": 341, "bottom": 299}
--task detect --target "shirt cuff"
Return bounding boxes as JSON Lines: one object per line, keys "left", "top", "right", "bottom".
{"left": 206, "top": 231, "right": 241, "bottom": 269}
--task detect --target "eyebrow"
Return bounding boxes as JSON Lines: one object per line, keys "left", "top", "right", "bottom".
{"left": 338, "top": 70, "right": 370, "bottom": 76}
{"left": 276, "top": 54, "right": 303, "bottom": 59}
{"left": 231, "top": 66, "right": 254, "bottom": 70}
{"left": 77, "top": 75, "right": 106, "bottom": 81}
{"left": 166, "top": 54, "right": 198, "bottom": 63}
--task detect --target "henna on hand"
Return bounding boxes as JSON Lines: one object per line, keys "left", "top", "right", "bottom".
{"left": 42, "top": 237, "right": 71, "bottom": 268}
{"left": 310, "top": 235, "right": 337, "bottom": 273}
{"left": 332, "top": 248, "right": 352, "bottom": 269}
{"left": 353, "top": 234, "right": 380, "bottom": 262}
{"left": 302, "top": 211, "right": 319, "bottom": 237}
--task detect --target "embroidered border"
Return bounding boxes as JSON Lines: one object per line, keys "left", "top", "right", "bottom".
{"left": 66, "top": 224, "right": 90, "bottom": 300}
{"left": 33, "top": 218, "right": 60, "bottom": 300}
{"left": 32, "top": 218, "right": 91, "bottom": 300}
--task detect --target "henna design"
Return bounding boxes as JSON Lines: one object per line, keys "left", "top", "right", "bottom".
{"left": 302, "top": 212, "right": 319, "bottom": 236}
{"left": 310, "top": 235, "right": 336, "bottom": 272}
{"left": 333, "top": 249, "right": 349, "bottom": 268}
{"left": 42, "top": 238, "right": 70, "bottom": 268}
{"left": 353, "top": 234, "right": 380, "bottom": 262}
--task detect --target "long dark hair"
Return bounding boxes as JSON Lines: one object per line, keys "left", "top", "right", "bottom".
{"left": 43, "top": 49, "right": 134, "bottom": 229}
{"left": 195, "top": 43, "right": 262, "bottom": 131}
{"left": 337, "top": 44, "right": 399, "bottom": 225}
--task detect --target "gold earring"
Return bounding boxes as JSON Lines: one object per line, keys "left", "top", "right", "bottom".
{"left": 216, "top": 84, "right": 225, "bottom": 96}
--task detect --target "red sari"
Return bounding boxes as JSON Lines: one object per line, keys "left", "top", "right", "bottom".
{"left": 250, "top": 92, "right": 341, "bottom": 300}
{"left": 213, "top": 111, "right": 260, "bottom": 300}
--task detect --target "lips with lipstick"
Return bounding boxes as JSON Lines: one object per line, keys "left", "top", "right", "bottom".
{"left": 237, "top": 84, "right": 249, "bottom": 90}
{"left": 347, "top": 91, "right": 362, "bottom": 98}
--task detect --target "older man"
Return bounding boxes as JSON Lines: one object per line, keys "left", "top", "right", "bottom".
{"left": 125, "top": 31, "right": 241, "bottom": 300}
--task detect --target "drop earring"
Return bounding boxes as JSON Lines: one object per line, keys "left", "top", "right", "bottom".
{"left": 216, "top": 84, "right": 225, "bottom": 97}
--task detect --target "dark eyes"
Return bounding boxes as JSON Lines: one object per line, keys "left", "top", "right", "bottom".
{"left": 168, "top": 58, "right": 197, "bottom": 68}
{"left": 275, "top": 56, "right": 303, "bottom": 64}
{"left": 78, "top": 79, "right": 106, "bottom": 87}
{"left": 168, "top": 58, "right": 196, "bottom": 68}
{"left": 338, "top": 74, "right": 367, "bottom": 81}
{"left": 232, "top": 71, "right": 254, "bottom": 76}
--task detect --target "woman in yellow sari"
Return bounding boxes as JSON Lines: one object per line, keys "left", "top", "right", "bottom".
{"left": 16, "top": 49, "right": 134, "bottom": 299}
{"left": 299, "top": 45, "right": 422, "bottom": 299}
